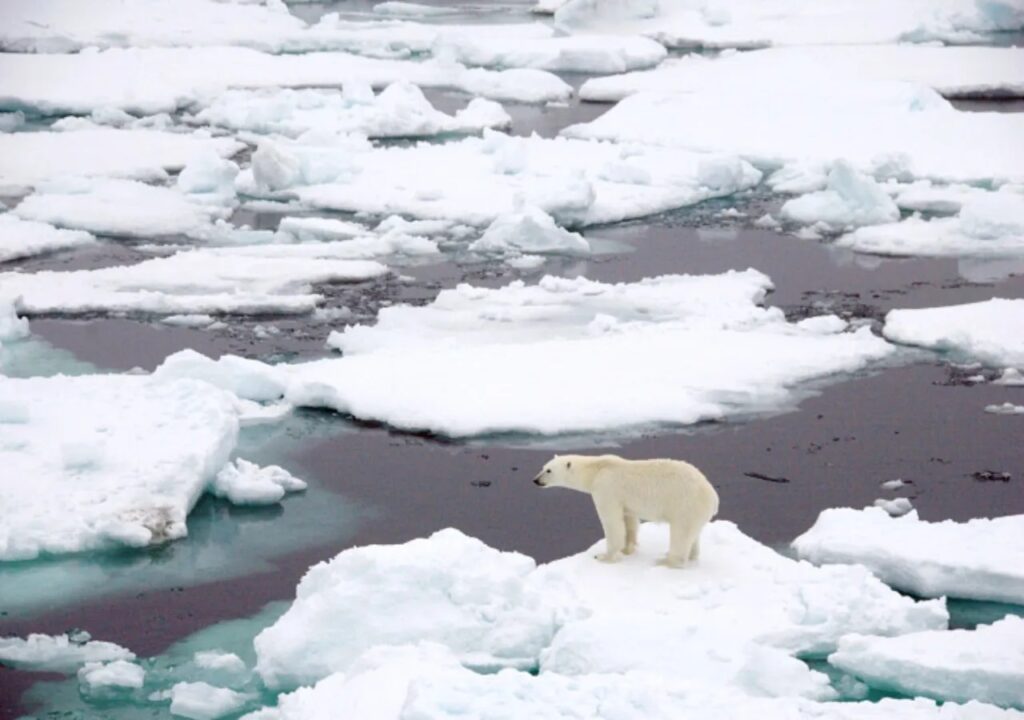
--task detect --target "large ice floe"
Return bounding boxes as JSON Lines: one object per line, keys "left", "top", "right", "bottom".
{"left": 0, "top": 128, "right": 242, "bottom": 192}
{"left": 579, "top": 45, "right": 1024, "bottom": 102}
{"left": 553, "top": 0, "right": 1024, "bottom": 48}
{"left": 240, "top": 131, "right": 763, "bottom": 226}
{"left": 882, "top": 299, "right": 1024, "bottom": 369}
{"left": 839, "top": 190, "right": 1024, "bottom": 258}
{"left": 792, "top": 507, "right": 1024, "bottom": 605}
{"left": 0, "top": 213, "right": 96, "bottom": 263}
{"left": 829, "top": 616, "right": 1024, "bottom": 709}
{"left": 0, "top": 632, "right": 134, "bottom": 673}
{"left": 190, "top": 82, "right": 510, "bottom": 139}
{"left": 0, "top": 46, "right": 572, "bottom": 117}
{"left": 252, "top": 523, "right": 947, "bottom": 691}
{"left": 564, "top": 78, "right": 1024, "bottom": 187}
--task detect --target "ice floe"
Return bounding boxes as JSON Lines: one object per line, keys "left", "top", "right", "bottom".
{"left": 564, "top": 81, "right": 1024, "bottom": 187}
{"left": 78, "top": 660, "right": 146, "bottom": 699}
{"left": 170, "top": 681, "right": 252, "bottom": 720}
{"left": 0, "top": 247, "right": 387, "bottom": 317}
{"left": 0, "top": 214, "right": 96, "bottom": 263}
{"left": 0, "top": 632, "right": 134, "bottom": 672}
{"left": 0, "top": 47, "right": 572, "bottom": 117}
{"left": 793, "top": 507, "right": 1024, "bottom": 604}
{"left": 882, "top": 299, "right": 1024, "bottom": 369}
{"left": 0, "top": 374, "right": 239, "bottom": 561}
{"left": 985, "top": 402, "right": 1024, "bottom": 415}
{"left": 554, "top": 0, "right": 1024, "bottom": 48}
{"left": 0, "top": 128, "right": 241, "bottom": 192}
{"left": 839, "top": 191, "right": 1024, "bottom": 258}
{"left": 210, "top": 458, "right": 308, "bottom": 506}
{"left": 241, "top": 131, "right": 763, "bottom": 226}
{"left": 190, "top": 82, "right": 510, "bottom": 139}
{"left": 829, "top": 616, "right": 1024, "bottom": 709}
{"left": 468, "top": 204, "right": 590, "bottom": 256}
{"left": 781, "top": 161, "right": 900, "bottom": 231}
{"left": 580, "top": 46, "right": 1024, "bottom": 102}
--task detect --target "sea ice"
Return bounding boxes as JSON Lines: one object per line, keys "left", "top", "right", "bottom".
{"left": 210, "top": 459, "right": 307, "bottom": 506}
{"left": 169, "top": 681, "right": 251, "bottom": 720}
{"left": 985, "top": 402, "right": 1024, "bottom": 415}
{"left": 240, "top": 131, "right": 762, "bottom": 226}
{"left": 793, "top": 507, "right": 1024, "bottom": 604}
{"left": 882, "top": 299, "right": 1024, "bottom": 368}
{"left": 254, "top": 528, "right": 561, "bottom": 689}
{"left": 781, "top": 161, "right": 900, "bottom": 231}
{"left": 0, "top": 633, "right": 134, "bottom": 672}
{"left": 553, "top": 0, "right": 1024, "bottom": 48}
{"left": 579, "top": 46, "right": 1024, "bottom": 102}
{"left": 468, "top": 204, "right": 591, "bottom": 256}
{"left": 829, "top": 616, "right": 1024, "bottom": 709}
{"left": 839, "top": 191, "right": 1024, "bottom": 258}
{"left": 0, "top": 128, "right": 241, "bottom": 192}
{"left": 78, "top": 660, "right": 146, "bottom": 698}
{"left": 0, "top": 214, "right": 96, "bottom": 263}
{"left": 873, "top": 497, "right": 914, "bottom": 517}
{"left": 437, "top": 32, "right": 667, "bottom": 73}
{"left": 191, "top": 82, "right": 510, "bottom": 140}
{"left": 0, "top": 247, "right": 387, "bottom": 317}
{"left": 0, "top": 374, "right": 241, "bottom": 561}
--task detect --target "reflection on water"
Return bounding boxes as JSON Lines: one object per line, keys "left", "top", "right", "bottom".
{"left": 0, "top": 411, "right": 374, "bottom": 618}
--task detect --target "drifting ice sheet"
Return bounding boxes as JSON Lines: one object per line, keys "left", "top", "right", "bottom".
{"left": 0, "top": 633, "right": 134, "bottom": 672}
{"left": 882, "top": 299, "right": 1024, "bottom": 368}
{"left": 829, "top": 616, "right": 1024, "bottom": 709}
{"left": 0, "top": 214, "right": 95, "bottom": 263}
{"left": 0, "top": 375, "right": 239, "bottom": 561}
{"left": 792, "top": 507, "right": 1024, "bottom": 604}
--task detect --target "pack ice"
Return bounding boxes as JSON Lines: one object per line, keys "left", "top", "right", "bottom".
{"left": 240, "top": 131, "right": 763, "bottom": 226}
{"left": 0, "top": 632, "right": 134, "bottom": 673}
{"left": 0, "top": 214, "right": 96, "bottom": 263}
{"left": 829, "top": 616, "right": 1024, "bottom": 709}
{"left": 882, "top": 299, "right": 1024, "bottom": 369}
{"left": 792, "top": 507, "right": 1024, "bottom": 605}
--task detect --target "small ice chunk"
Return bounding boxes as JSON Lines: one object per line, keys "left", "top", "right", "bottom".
{"left": 194, "top": 650, "right": 247, "bottom": 676}
{"left": 995, "top": 368, "right": 1024, "bottom": 386}
{"left": 873, "top": 497, "right": 914, "bottom": 517}
{"left": 985, "top": 402, "right": 1024, "bottom": 415}
{"left": 78, "top": 660, "right": 146, "bottom": 698}
{"left": 176, "top": 152, "right": 240, "bottom": 196}
{"left": 170, "top": 681, "right": 250, "bottom": 720}
{"left": 469, "top": 204, "right": 590, "bottom": 256}
{"left": 210, "top": 458, "right": 307, "bottom": 506}
{"left": 880, "top": 478, "right": 906, "bottom": 490}
{"left": 162, "top": 314, "right": 216, "bottom": 328}
{"left": 0, "top": 296, "right": 29, "bottom": 343}
{"left": 0, "top": 633, "right": 134, "bottom": 672}
{"left": 753, "top": 213, "right": 781, "bottom": 229}
{"left": 796, "top": 315, "right": 848, "bottom": 334}
{"left": 154, "top": 349, "right": 288, "bottom": 402}
{"left": 782, "top": 161, "right": 900, "bottom": 230}
{"left": 276, "top": 217, "right": 367, "bottom": 243}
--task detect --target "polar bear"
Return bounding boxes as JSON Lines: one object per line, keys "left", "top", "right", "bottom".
{"left": 533, "top": 454, "right": 719, "bottom": 567}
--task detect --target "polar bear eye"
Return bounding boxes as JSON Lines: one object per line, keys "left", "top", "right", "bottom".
{"left": 566, "top": 462, "right": 571, "bottom": 469}
{"left": 545, "top": 469, "right": 551, "bottom": 474}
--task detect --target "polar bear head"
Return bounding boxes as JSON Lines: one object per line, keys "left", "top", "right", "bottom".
{"left": 533, "top": 455, "right": 580, "bottom": 490}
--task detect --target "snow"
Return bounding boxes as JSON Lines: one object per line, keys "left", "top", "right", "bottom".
{"left": 0, "top": 214, "right": 96, "bottom": 263}
{"left": 0, "top": 248, "right": 387, "bottom": 317}
{"left": 0, "top": 633, "right": 134, "bottom": 672}
{"left": 873, "top": 497, "right": 914, "bottom": 517}
{"left": 882, "top": 299, "right": 1024, "bottom": 368}
{"left": 985, "top": 402, "right": 1024, "bottom": 415}
{"left": 170, "top": 681, "right": 251, "bottom": 720}
{"left": 191, "top": 83, "right": 510, "bottom": 140}
{"left": 829, "top": 616, "right": 1024, "bottom": 709}
{"left": 792, "top": 507, "right": 1024, "bottom": 604}
{"left": 194, "top": 651, "right": 248, "bottom": 677}
{"left": 373, "top": 2, "right": 453, "bottom": 17}
{"left": 840, "top": 191, "right": 1024, "bottom": 258}
{"left": 995, "top": 368, "right": 1024, "bottom": 386}
{"left": 781, "top": 161, "right": 900, "bottom": 231}
{"left": 154, "top": 349, "right": 289, "bottom": 402}
{"left": 240, "top": 131, "right": 763, "bottom": 227}
{"left": 78, "top": 660, "right": 146, "bottom": 698}
{"left": 579, "top": 46, "right": 1024, "bottom": 102}
{"left": 437, "top": 32, "right": 667, "bottom": 73}
{"left": 0, "top": 374, "right": 241, "bottom": 561}
{"left": 553, "top": 0, "right": 1024, "bottom": 49}
{"left": 13, "top": 178, "right": 232, "bottom": 239}
{"left": 564, "top": 82, "right": 1024, "bottom": 187}
{"left": 254, "top": 528, "right": 560, "bottom": 689}
{"left": 0, "top": 128, "right": 241, "bottom": 192}
{"left": 210, "top": 458, "right": 307, "bottom": 506}
{"left": 0, "top": 47, "right": 572, "bottom": 117}
{"left": 468, "top": 204, "right": 590, "bottom": 256}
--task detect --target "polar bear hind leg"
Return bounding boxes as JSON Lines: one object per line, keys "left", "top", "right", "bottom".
{"left": 659, "top": 522, "right": 699, "bottom": 568}
{"left": 623, "top": 512, "right": 638, "bottom": 555}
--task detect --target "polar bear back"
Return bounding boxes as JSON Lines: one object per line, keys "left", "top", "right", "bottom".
{"left": 585, "top": 456, "right": 719, "bottom": 524}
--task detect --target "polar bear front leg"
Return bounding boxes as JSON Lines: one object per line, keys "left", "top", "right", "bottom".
{"left": 623, "top": 512, "right": 638, "bottom": 555}
{"left": 593, "top": 494, "right": 625, "bottom": 563}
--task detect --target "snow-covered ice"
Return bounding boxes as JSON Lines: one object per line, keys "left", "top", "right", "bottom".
{"left": 0, "top": 374, "right": 244, "bottom": 561}
{"left": 468, "top": 204, "right": 590, "bottom": 256}
{"left": 873, "top": 497, "right": 914, "bottom": 517}
{"left": 0, "top": 633, "right": 134, "bottom": 672}
{"left": 0, "top": 214, "right": 96, "bottom": 263}
{"left": 564, "top": 82, "right": 1024, "bottom": 187}
{"left": 882, "top": 299, "right": 1024, "bottom": 368}
{"left": 0, "top": 247, "right": 387, "bottom": 317}
{"left": 781, "top": 161, "right": 900, "bottom": 231}
{"left": 985, "top": 402, "right": 1024, "bottom": 415}
{"left": 829, "top": 616, "right": 1024, "bottom": 709}
{"left": 169, "top": 681, "right": 251, "bottom": 720}
{"left": 553, "top": 0, "right": 1024, "bottom": 48}
{"left": 839, "top": 191, "right": 1024, "bottom": 258}
{"left": 78, "top": 660, "right": 146, "bottom": 698}
{"left": 210, "top": 459, "right": 307, "bottom": 506}
{"left": 793, "top": 507, "right": 1024, "bottom": 604}
{"left": 0, "top": 128, "right": 241, "bottom": 192}
{"left": 254, "top": 528, "right": 560, "bottom": 689}
{"left": 191, "top": 82, "right": 510, "bottom": 139}
{"left": 580, "top": 46, "right": 1024, "bottom": 102}
{"left": 436, "top": 32, "right": 667, "bottom": 73}
{"left": 241, "top": 131, "right": 763, "bottom": 227}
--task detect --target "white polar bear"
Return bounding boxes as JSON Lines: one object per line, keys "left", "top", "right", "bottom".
{"left": 534, "top": 454, "right": 719, "bottom": 567}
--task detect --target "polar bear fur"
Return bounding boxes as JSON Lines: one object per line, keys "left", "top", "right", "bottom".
{"left": 534, "top": 454, "right": 719, "bottom": 567}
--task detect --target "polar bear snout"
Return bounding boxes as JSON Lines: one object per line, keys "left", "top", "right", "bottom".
{"left": 533, "top": 472, "right": 547, "bottom": 486}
